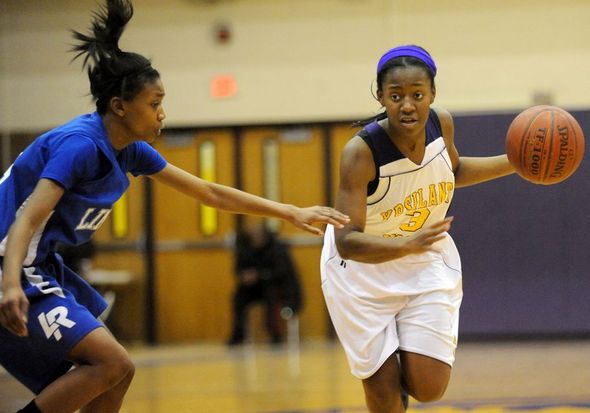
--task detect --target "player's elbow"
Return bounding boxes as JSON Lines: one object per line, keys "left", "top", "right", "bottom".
{"left": 335, "top": 239, "right": 356, "bottom": 260}
{"left": 334, "top": 228, "right": 363, "bottom": 260}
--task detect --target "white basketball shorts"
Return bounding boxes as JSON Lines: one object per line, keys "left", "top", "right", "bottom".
{"left": 322, "top": 277, "right": 463, "bottom": 379}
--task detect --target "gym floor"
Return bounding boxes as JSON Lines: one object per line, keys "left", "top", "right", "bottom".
{"left": 1, "top": 339, "right": 589, "bottom": 412}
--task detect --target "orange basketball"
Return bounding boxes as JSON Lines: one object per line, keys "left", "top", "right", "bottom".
{"left": 506, "top": 105, "right": 585, "bottom": 185}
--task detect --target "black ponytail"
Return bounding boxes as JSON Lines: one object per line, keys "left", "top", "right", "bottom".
{"left": 71, "top": 0, "right": 160, "bottom": 114}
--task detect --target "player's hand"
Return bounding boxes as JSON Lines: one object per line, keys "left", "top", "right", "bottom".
{"left": 290, "top": 206, "right": 350, "bottom": 236}
{"left": 405, "top": 216, "right": 454, "bottom": 255}
{"left": 0, "top": 285, "right": 29, "bottom": 337}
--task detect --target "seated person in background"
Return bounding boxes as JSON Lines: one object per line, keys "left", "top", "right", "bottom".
{"left": 228, "top": 219, "right": 303, "bottom": 345}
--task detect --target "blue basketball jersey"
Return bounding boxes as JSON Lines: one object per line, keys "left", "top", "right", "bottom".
{"left": 0, "top": 112, "right": 167, "bottom": 394}
{"left": 0, "top": 112, "right": 167, "bottom": 265}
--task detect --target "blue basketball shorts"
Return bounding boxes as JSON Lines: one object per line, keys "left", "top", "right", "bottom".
{"left": 0, "top": 253, "right": 108, "bottom": 394}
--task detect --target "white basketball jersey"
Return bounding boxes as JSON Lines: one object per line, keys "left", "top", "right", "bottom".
{"left": 321, "top": 111, "right": 461, "bottom": 297}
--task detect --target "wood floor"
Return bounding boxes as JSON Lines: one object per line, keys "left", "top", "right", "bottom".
{"left": 1, "top": 339, "right": 590, "bottom": 412}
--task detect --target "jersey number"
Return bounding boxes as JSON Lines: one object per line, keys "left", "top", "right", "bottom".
{"left": 399, "top": 208, "right": 431, "bottom": 232}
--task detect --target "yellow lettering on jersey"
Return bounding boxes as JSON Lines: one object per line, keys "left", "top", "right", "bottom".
{"left": 379, "top": 181, "right": 454, "bottom": 224}
{"left": 380, "top": 209, "right": 393, "bottom": 221}
{"left": 403, "top": 194, "right": 413, "bottom": 211}
{"left": 416, "top": 188, "right": 427, "bottom": 208}
{"left": 445, "top": 182, "right": 454, "bottom": 202}
{"left": 438, "top": 182, "right": 447, "bottom": 204}
{"left": 428, "top": 184, "right": 438, "bottom": 206}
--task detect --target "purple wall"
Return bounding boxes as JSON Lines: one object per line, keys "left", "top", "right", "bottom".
{"left": 450, "top": 109, "right": 590, "bottom": 338}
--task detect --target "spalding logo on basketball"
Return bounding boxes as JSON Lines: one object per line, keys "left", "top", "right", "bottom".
{"left": 505, "top": 105, "right": 585, "bottom": 185}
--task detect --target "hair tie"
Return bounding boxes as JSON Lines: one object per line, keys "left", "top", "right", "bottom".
{"left": 376, "top": 45, "right": 437, "bottom": 77}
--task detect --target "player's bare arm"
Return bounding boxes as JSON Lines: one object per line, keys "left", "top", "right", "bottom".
{"left": 150, "top": 163, "right": 349, "bottom": 235}
{"left": 435, "top": 106, "right": 515, "bottom": 188}
{"left": 455, "top": 156, "right": 515, "bottom": 188}
{"left": 0, "top": 179, "right": 64, "bottom": 337}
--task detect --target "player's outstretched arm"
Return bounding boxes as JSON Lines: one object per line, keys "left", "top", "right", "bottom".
{"left": 434, "top": 107, "right": 516, "bottom": 189}
{"left": 150, "top": 163, "right": 349, "bottom": 235}
{"left": 454, "top": 155, "right": 515, "bottom": 188}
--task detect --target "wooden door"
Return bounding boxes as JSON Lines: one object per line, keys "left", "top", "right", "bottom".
{"left": 152, "top": 130, "right": 237, "bottom": 343}
{"left": 240, "top": 126, "right": 330, "bottom": 338}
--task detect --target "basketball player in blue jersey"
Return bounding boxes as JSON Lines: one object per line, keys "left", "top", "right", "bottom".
{"left": 320, "top": 45, "right": 516, "bottom": 413}
{"left": 0, "top": 1, "right": 349, "bottom": 412}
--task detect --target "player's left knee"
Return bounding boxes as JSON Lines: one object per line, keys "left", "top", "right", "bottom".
{"left": 410, "top": 384, "right": 447, "bottom": 403}
{"left": 100, "top": 353, "right": 135, "bottom": 389}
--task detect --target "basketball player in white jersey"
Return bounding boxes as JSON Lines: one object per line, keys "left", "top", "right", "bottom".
{"left": 320, "top": 45, "right": 515, "bottom": 413}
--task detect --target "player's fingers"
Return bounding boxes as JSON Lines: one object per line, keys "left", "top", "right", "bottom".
{"left": 301, "top": 223, "right": 324, "bottom": 236}
{"left": 426, "top": 216, "right": 454, "bottom": 235}
{"left": 432, "top": 216, "right": 454, "bottom": 228}
{"left": 11, "top": 321, "right": 27, "bottom": 337}
{"left": 2, "top": 312, "right": 21, "bottom": 336}
{"left": 5, "top": 302, "right": 28, "bottom": 336}
{"left": 323, "top": 207, "right": 350, "bottom": 223}
{"left": 19, "top": 300, "right": 29, "bottom": 325}
{"left": 425, "top": 234, "right": 448, "bottom": 246}
{"left": 417, "top": 219, "right": 453, "bottom": 247}
{"left": 321, "top": 217, "right": 347, "bottom": 228}
{"left": 442, "top": 215, "right": 454, "bottom": 227}
{"left": 313, "top": 208, "right": 349, "bottom": 227}
{"left": 15, "top": 314, "right": 28, "bottom": 336}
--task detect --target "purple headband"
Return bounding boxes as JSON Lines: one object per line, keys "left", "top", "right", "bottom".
{"left": 376, "top": 45, "right": 437, "bottom": 77}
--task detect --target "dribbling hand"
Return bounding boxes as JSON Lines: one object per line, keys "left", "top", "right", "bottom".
{"left": 0, "top": 285, "right": 29, "bottom": 337}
